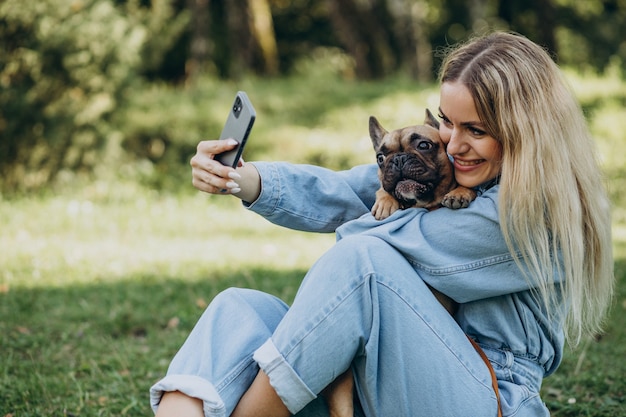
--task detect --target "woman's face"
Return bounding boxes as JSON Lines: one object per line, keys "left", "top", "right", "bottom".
{"left": 438, "top": 81, "right": 503, "bottom": 188}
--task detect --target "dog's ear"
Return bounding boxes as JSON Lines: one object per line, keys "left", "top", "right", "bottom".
{"left": 369, "top": 116, "right": 388, "bottom": 149}
{"left": 424, "top": 109, "right": 440, "bottom": 130}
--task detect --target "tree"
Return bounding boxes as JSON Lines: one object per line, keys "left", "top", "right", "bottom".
{"left": 196, "top": 0, "right": 279, "bottom": 79}
{"left": 326, "top": 0, "right": 397, "bottom": 79}
{"left": 186, "top": 0, "right": 212, "bottom": 80}
{"left": 498, "top": 0, "right": 557, "bottom": 54}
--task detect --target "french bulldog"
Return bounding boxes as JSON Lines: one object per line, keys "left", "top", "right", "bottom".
{"left": 370, "top": 109, "right": 476, "bottom": 220}
{"left": 324, "top": 110, "right": 477, "bottom": 417}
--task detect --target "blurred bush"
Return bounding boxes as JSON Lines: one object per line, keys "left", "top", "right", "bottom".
{"left": 0, "top": 0, "right": 187, "bottom": 193}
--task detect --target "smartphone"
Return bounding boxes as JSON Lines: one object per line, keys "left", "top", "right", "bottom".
{"left": 214, "top": 91, "right": 256, "bottom": 168}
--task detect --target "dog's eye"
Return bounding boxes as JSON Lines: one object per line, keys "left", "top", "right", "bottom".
{"left": 376, "top": 153, "right": 385, "bottom": 165}
{"left": 416, "top": 141, "right": 433, "bottom": 150}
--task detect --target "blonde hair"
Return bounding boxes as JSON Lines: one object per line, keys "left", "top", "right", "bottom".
{"left": 439, "top": 32, "right": 614, "bottom": 345}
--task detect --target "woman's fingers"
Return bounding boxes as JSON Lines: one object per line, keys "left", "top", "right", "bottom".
{"left": 190, "top": 139, "right": 241, "bottom": 194}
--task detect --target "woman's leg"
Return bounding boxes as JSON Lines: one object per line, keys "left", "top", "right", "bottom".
{"left": 150, "top": 287, "right": 291, "bottom": 417}
{"left": 155, "top": 391, "right": 203, "bottom": 417}
{"left": 242, "top": 235, "right": 499, "bottom": 416}
{"left": 231, "top": 370, "right": 290, "bottom": 417}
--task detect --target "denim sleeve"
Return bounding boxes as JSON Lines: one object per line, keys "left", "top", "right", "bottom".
{"left": 245, "top": 162, "right": 379, "bottom": 233}
{"left": 336, "top": 184, "right": 561, "bottom": 302}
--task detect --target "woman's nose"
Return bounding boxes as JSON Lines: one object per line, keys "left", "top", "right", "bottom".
{"left": 446, "top": 129, "right": 465, "bottom": 155}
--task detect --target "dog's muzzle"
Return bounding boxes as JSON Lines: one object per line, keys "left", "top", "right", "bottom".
{"left": 385, "top": 153, "right": 435, "bottom": 206}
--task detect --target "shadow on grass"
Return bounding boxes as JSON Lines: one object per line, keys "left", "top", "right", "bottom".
{"left": 1, "top": 260, "right": 624, "bottom": 416}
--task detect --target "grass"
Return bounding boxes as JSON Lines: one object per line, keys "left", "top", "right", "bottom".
{"left": 1, "top": 68, "right": 626, "bottom": 416}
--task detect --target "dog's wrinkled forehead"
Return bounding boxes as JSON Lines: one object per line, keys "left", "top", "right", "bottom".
{"left": 383, "top": 124, "right": 441, "bottom": 152}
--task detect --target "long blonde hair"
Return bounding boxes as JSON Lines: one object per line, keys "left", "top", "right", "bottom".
{"left": 439, "top": 32, "right": 614, "bottom": 345}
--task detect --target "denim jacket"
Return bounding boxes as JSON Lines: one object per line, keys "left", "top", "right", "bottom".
{"left": 246, "top": 162, "right": 564, "bottom": 378}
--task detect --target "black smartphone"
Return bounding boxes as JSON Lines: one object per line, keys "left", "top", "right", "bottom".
{"left": 214, "top": 91, "right": 256, "bottom": 168}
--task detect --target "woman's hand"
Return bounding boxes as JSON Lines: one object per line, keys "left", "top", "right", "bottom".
{"left": 190, "top": 139, "right": 261, "bottom": 203}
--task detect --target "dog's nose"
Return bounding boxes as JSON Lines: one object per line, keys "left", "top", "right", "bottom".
{"left": 391, "top": 153, "right": 426, "bottom": 176}
{"left": 391, "top": 153, "right": 411, "bottom": 169}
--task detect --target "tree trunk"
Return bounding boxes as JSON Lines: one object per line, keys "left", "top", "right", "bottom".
{"left": 224, "top": 0, "right": 255, "bottom": 78}
{"left": 327, "top": 0, "right": 397, "bottom": 79}
{"left": 497, "top": 0, "right": 557, "bottom": 57}
{"left": 186, "top": 0, "right": 212, "bottom": 81}
{"left": 388, "top": 0, "right": 433, "bottom": 81}
{"left": 248, "top": 0, "right": 279, "bottom": 75}
{"left": 531, "top": 0, "right": 557, "bottom": 56}
{"left": 223, "top": 0, "right": 279, "bottom": 76}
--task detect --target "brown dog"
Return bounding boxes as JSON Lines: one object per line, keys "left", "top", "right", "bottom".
{"left": 370, "top": 109, "right": 476, "bottom": 220}
{"left": 324, "top": 110, "right": 476, "bottom": 417}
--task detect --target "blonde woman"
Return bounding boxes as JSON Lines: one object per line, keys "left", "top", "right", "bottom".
{"left": 151, "top": 32, "right": 613, "bottom": 417}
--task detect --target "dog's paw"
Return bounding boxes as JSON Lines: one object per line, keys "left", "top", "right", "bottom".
{"left": 372, "top": 192, "right": 400, "bottom": 220}
{"left": 441, "top": 186, "right": 477, "bottom": 209}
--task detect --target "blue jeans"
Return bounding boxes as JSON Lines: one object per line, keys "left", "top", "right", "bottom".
{"left": 151, "top": 236, "right": 547, "bottom": 416}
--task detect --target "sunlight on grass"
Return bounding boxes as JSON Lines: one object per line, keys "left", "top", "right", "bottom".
{"left": 0, "top": 190, "right": 335, "bottom": 290}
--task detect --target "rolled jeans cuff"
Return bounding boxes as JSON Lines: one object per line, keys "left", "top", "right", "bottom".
{"left": 150, "top": 374, "right": 226, "bottom": 417}
{"left": 253, "top": 338, "right": 316, "bottom": 414}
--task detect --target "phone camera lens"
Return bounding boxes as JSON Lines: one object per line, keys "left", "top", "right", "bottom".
{"left": 233, "top": 97, "right": 243, "bottom": 117}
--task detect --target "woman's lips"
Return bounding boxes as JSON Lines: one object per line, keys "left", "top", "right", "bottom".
{"left": 453, "top": 158, "right": 485, "bottom": 171}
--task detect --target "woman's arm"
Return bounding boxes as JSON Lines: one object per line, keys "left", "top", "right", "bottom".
{"left": 245, "top": 162, "right": 380, "bottom": 233}
{"left": 190, "top": 139, "right": 379, "bottom": 232}
{"left": 336, "top": 185, "right": 563, "bottom": 302}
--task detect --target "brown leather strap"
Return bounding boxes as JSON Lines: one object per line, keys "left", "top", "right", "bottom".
{"left": 467, "top": 336, "right": 503, "bottom": 417}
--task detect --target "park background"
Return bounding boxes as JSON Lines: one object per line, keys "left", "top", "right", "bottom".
{"left": 1, "top": 0, "right": 625, "bottom": 415}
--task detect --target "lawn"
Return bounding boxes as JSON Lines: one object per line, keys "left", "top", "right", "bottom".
{"left": 1, "top": 71, "right": 625, "bottom": 416}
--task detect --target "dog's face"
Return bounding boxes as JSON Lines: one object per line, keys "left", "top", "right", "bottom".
{"left": 369, "top": 109, "right": 456, "bottom": 209}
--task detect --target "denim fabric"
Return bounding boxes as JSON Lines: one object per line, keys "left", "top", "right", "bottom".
{"left": 249, "top": 162, "right": 564, "bottom": 375}
{"left": 150, "top": 288, "right": 289, "bottom": 416}
{"left": 150, "top": 162, "right": 562, "bottom": 417}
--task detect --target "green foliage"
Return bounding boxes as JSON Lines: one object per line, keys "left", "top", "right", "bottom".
{"left": 134, "top": 0, "right": 190, "bottom": 78}
{"left": 0, "top": 0, "right": 187, "bottom": 193}
{"left": 0, "top": 0, "right": 141, "bottom": 190}
{"left": 271, "top": 0, "right": 340, "bottom": 72}
{"left": 552, "top": 1, "right": 626, "bottom": 74}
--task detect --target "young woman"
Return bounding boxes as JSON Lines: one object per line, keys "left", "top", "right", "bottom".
{"left": 150, "top": 32, "right": 613, "bottom": 417}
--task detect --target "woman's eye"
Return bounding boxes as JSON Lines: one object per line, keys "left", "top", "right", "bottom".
{"left": 438, "top": 113, "right": 452, "bottom": 126}
{"left": 470, "top": 127, "right": 486, "bottom": 136}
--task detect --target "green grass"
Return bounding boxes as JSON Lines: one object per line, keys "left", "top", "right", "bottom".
{"left": 1, "top": 70, "right": 626, "bottom": 416}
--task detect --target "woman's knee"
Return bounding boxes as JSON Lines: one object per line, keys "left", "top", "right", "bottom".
{"left": 211, "top": 287, "right": 256, "bottom": 308}
{"left": 205, "top": 287, "right": 289, "bottom": 328}
{"left": 297, "top": 235, "right": 414, "bottom": 297}
{"left": 323, "top": 235, "right": 408, "bottom": 275}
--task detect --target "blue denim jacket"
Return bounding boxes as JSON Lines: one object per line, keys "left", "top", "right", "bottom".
{"left": 246, "top": 162, "right": 564, "bottom": 378}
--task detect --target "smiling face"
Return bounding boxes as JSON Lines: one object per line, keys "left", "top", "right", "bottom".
{"left": 438, "top": 81, "right": 503, "bottom": 188}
